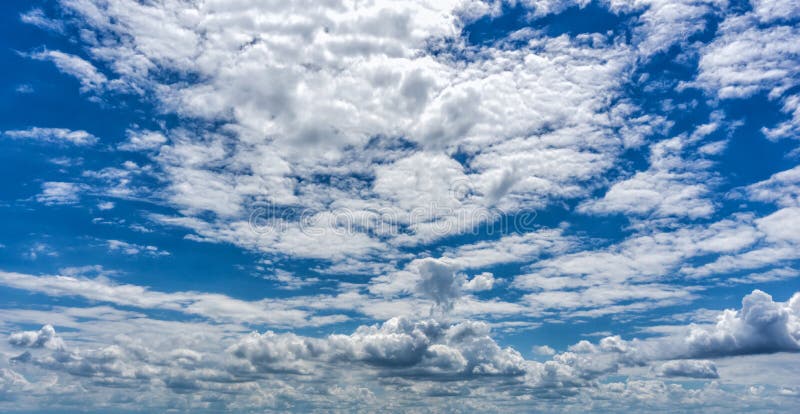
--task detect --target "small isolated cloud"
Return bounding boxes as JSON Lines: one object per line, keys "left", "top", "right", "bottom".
{"left": 15, "top": 84, "right": 34, "bottom": 94}
{"left": 35, "top": 182, "right": 82, "bottom": 205}
{"left": 3, "top": 127, "right": 97, "bottom": 146}
{"left": 533, "top": 345, "right": 556, "bottom": 356}
{"left": 106, "top": 240, "right": 169, "bottom": 257}
{"left": 97, "top": 201, "right": 115, "bottom": 210}
{"left": 654, "top": 359, "right": 719, "bottom": 379}
{"left": 24, "top": 243, "right": 57, "bottom": 261}
{"left": 58, "top": 265, "right": 118, "bottom": 278}
{"left": 119, "top": 130, "right": 167, "bottom": 151}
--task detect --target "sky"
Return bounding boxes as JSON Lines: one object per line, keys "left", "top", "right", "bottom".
{"left": 1, "top": 0, "right": 799, "bottom": 412}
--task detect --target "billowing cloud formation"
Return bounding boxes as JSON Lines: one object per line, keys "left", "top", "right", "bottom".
{"left": 8, "top": 325, "right": 64, "bottom": 350}
{"left": 231, "top": 317, "right": 526, "bottom": 379}
{"left": 29, "top": 0, "right": 665, "bottom": 266}
{"left": 568, "top": 290, "right": 800, "bottom": 363}
{"left": 685, "top": 290, "right": 800, "bottom": 357}
{"left": 414, "top": 258, "right": 464, "bottom": 313}
{"left": 5, "top": 0, "right": 800, "bottom": 411}
{"left": 4, "top": 289, "right": 798, "bottom": 411}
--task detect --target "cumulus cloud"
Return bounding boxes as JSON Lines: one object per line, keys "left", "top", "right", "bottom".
{"left": 9, "top": 0, "right": 800, "bottom": 410}
{"left": 533, "top": 345, "right": 557, "bottom": 356}
{"left": 8, "top": 325, "right": 64, "bottom": 350}
{"left": 653, "top": 359, "right": 719, "bottom": 379}
{"left": 683, "top": 290, "right": 800, "bottom": 357}
{"left": 35, "top": 0, "right": 666, "bottom": 265}
{"left": 567, "top": 290, "right": 800, "bottom": 364}
{"left": 464, "top": 272, "right": 496, "bottom": 292}
{"left": 3, "top": 289, "right": 799, "bottom": 411}
{"left": 414, "top": 258, "right": 464, "bottom": 313}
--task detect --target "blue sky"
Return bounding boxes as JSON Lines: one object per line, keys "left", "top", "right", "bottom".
{"left": 1, "top": 0, "right": 800, "bottom": 412}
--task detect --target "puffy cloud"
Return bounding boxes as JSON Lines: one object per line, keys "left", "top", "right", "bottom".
{"left": 533, "top": 345, "right": 556, "bottom": 356}
{"left": 36, "top": 0, "right": 664, "bottom": 265}
{"left": 463, "top": 272, "right": 495, "bottom": 292}
{"left": 9, "top": 0, "right": 800, "bottom": 410}
{"left": 683, "top": 290, "right": 800, "bottom": 357}
{"left": 513, "top": 214, "right": 768, "bottom": 315}
{"left": 3, "top": 289, "right": 799, "bottom": 411}
{"left": 569, "top": 290, "right": 800, "bottom": 363}
{"left": 626, "top": 0, "right": 725, "bottom": 58}
{"left": 2, "top": 127, "right": 97, "bottom": 146}
{"left": 414, "top": 258, "right": 464, "bottom": 313}
{"left": 756, "top": 207, "right": 800, "bottom": 243}
{"left": 653, "top": 359, "right": 719, "bottom": 379}
{"left": 230, "top": 317, "right": 527, "bottom": 380}
{"left": 8, "top": 325, "right": 64, "bottom": 350}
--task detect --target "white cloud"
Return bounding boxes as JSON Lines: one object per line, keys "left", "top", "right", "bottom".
{"left": 29, "top": 50, "right": 108, "bottom": 92}
{"left": 36, "top": 182, "right": 83, "bottom": 205}
{"left": 689, "top": 8, "right": 800, "bottom": 141}
{"left": 413, "top": 258, "right": 464, "bottom": 313}
{"left": 1, "top": 287, "right": 798, "bottom": 411}
{"left": 20, "top": 8, "right": 64, "bottom": 32}
{"left": 441, "top": 229, "right": 573, "bottom": 269}
{"left": 691, "top": 15, "right": 800, "bottom": 99}
{"left": 0, "top": 270, "right": 344, "bottom": 327}
{"left": 106, "top": 239, "right": 169, "bottom": 256}
{"left": 119, "top": 129, "right": 167, "bottom": 151}
{"left": 3, "top": 127, "right": 97, "bottom": 146}
{"left": 580, "top": 116, "right": 725, "bottom": 221}
{"left": 97, "top": 201, "right": 115, "bottom": 210}
{"left": 653, "top": 359, "right": 719, "bottom": 378}
{"left": 8, "top": 325, "right": 64, "bottom": 350}
{"left": 533, "top": 345, "right": 556, "bottom": 356}
{"left": 41, "top": 0, "right": 668, "bottom": 264}
{"left": 262, "top": 269, "right": 320, "bottom": 291}
{"left": 8, "top": 1, "right": 800, "bottom": 409}
{"left": 750, "top": 0, "right": 800, "bottom": 23}
{"left": 745, "top": 165, "right": 800, "bottom": 207}
{"left": 464, "top": 272, "right": 495, "bottom": 292}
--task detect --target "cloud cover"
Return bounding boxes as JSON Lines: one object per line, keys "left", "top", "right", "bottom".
{"left": 3, "top": 0, "right": 800, "bottom": 411}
